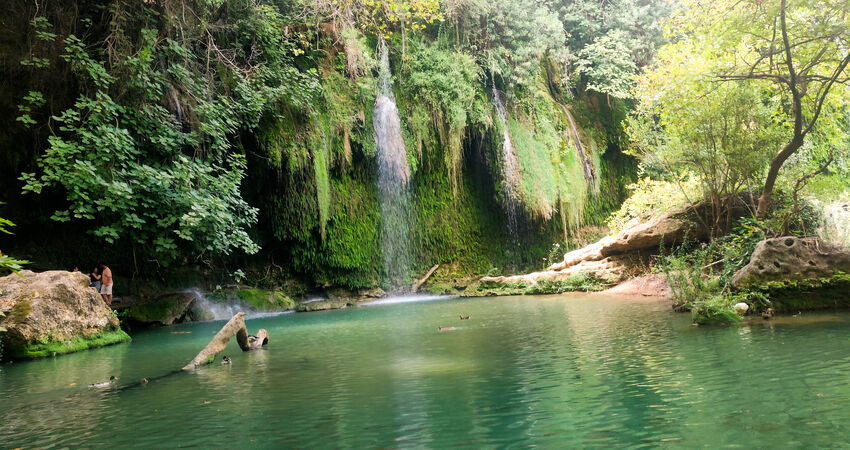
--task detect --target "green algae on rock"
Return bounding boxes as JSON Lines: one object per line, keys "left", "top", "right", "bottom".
{"left": 210, "top": 288, "right": 296, "bottom": 311}
{"left": 4, "top": 328, "right": 131, "bottom": 360}
{"left": 121, "top": 291, "right": 209, "bottom": 326}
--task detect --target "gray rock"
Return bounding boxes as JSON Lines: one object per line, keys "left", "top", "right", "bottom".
{"left": 296, "top": 299, "right": 353, "bottom": 312}
{"left": 732, "top": 237, "right": 850, "bottom": 287}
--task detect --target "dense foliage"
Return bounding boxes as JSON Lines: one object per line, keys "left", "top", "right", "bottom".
{"left": 15, "top": 1, "right": 325, "bottom": 264}
{"left": 1, "top": 0, "right": 666, "bottom": 287}
{"left": 9, "top": 0, "right": 842, "bottom": 300}
{"left": 630, "top": 0, "right": 850, "bottom": 230}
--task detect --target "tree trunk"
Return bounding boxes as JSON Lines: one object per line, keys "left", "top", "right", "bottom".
{"left": 756, "top": 137, "right": 804, "bottom": 219}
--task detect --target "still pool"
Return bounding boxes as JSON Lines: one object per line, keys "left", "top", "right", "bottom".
{"left": 3, "top": 294, "right": 850, "bottom": 448}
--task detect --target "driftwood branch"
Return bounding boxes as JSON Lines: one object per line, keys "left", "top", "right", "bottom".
{"left": 411, "top": 264, "right": 440, "bottom": 293}
{"left": 182, "top": 312, "right": 268, "bottom": 370}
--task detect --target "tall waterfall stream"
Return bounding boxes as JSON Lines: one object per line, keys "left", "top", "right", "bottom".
{"left": 373, "top": 39, "right": 412, "bottom": 287}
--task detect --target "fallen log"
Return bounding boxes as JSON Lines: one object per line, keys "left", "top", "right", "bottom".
{"left": 247, "top": 329, "right": 269, "bottom": 349}
{"left": 411, "top": 264, "right": 440, "bottom": 293}
{"left": 182, "top": 312, "right": 268, "bottom": 370}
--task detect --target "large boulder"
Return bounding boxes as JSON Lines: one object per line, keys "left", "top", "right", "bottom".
{"left": 732, "top": 237, "right": 850, "bottom": 287}
{"left": 599, "top": 211, "right": 707, "bottom": 256}
{"left": 0, "top": 270, "right": 130, "bottom": 360}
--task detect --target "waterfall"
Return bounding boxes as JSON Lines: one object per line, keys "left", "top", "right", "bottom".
{"left": 183, "top": 289, "right": 290, "bottom": 321}
{"left": 187, "top": 289, "right": 244, "bottom": 321}
{"left": 561, "top": 104, "right": 595, "bottom": 185}
{"left": 373, "top": 39, "right": 411, "bottom": 287}
{"left": 492, "top": 87, "right": 522, "bottom": 233}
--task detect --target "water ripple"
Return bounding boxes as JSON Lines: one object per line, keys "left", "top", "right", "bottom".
{"left": 4, "top": 295, "right": 850, "bottom": 447}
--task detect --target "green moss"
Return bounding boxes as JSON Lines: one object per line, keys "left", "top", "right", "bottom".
{"left": 753, "top": 273, "right": 850, "bottom": 312}
{"left": 238, "top": 48, "right": 629, "bottom": 290}
{"left": 311, "top": 119, "right": 331, "bottom": 241}
{"left": 126, "top": 298, "right": 191, "bottom": 324}
{"left": 465, "top": 274, "right": 605, "bottom": 297}
{"left": 215, "top": 288, "right": 296, "bottom": 311}
{"left": 4, "top": 328, "right": 131, "bottom": 360}
{"left": 314, "top": 174, "right": 383, "bottom": 288}
{"left": 463, "top": 280, "right": 530, "bottom": 297}
{"left": 422, "top": 282, "right": 456, "bottom": 295}
{"left": 526, "top": 275, "right": 606, "bottom": 294}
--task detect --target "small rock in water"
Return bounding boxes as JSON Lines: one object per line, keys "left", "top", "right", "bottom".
{"left": 438, "top": 326, "right": 458, "bottom": 331}
{"left": 222, "top": 356, "right": 232, "bottom": 365}
{"left": 734, "top": 302, "right": 749, "bottom": 316}
{"left": 459, "top": 315, "right": 470, "bottom": 320}
{"left": 140, "top": 378, "right": 149, "bottom": 385}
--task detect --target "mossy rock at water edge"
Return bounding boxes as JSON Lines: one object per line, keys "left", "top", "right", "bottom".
{"left": 689, "top": 274, "right": 850, "bottom": 326}
{"left": 210, "top": 288, "right": 296, "bottom": 311}
{"left": 2, "top": 328, "right": 130, "bottom": 360}
{"left": 295, "top": 299, "right": 355, "bottom": 312}
{"left": 463, "top": 274, "right": 606, "bottom": 297}
{"left": 123, "top": 292, "right": 204, "bottom": 325}
{"left": 752, "top": 273, "right": 850, "bottom": 313}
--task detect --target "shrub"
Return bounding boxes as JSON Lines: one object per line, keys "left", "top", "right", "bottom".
{"left": 690, "top": 297, "right": 742, "bottom": 325}
{"left": 527, "top": 274, "right": 606, "bottom": 294}
{"left": 658, "top": 219, "right": 766, "bottom": 323}
{"left": 606, "top": 176, "right": 701, "bottom": 233}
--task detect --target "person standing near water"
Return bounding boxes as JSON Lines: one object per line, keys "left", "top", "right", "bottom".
{"left": 90, "top": 267, "right": 102, "bottom": 292}
{"left": 99, "top": 263, "right": 113, "bottom": 306}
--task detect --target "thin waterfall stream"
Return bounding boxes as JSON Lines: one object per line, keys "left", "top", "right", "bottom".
{"left": 560, "top": 103, "right": 595, "bottom": 185}
{"left": 373, "top": 39, "right": 411, "bottom": 287}
{"left": 492, "top": 86, "right": 522, "bottom": 234}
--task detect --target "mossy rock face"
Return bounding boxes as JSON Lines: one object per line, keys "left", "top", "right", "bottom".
{"left": 211, "top": 288, "right": 295, "bottom": 311}
{"left": 755, "top": 274, "right": 850, "bottom": 312}
{"left": 123, "top": 293, "right": 198, "bottom": 325}
{"left": 422, "top": 282, "right": 457, "bottom": 295}
{"left": 3, "top": 327, "right": 130, "bottom": 360}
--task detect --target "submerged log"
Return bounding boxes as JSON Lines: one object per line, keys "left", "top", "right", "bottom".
{"left": 182, "top": 312, "right": 268, "bottom": 370}
{"left": 411, "top": 264, "right": 440, "bottom": 293}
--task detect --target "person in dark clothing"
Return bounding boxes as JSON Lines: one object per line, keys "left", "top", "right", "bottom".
{"left": 90, "top": 267, "right": 102, "bottom": 292}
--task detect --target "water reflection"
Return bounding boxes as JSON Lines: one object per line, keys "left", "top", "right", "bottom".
{"left": 3, "top": 294, "right": 850, "bottom": 447}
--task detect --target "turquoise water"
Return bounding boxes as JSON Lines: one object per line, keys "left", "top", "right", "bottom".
{"left": 3, "top": 294, "right": 850, "bottom": 447}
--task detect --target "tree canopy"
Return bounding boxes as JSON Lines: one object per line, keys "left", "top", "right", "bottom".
{"left": 630, "top": 0, "right": 850, "bottom": 227}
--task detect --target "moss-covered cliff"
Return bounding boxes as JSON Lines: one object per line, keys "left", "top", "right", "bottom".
{"left": 0, "top": 1, "right": 646, "bottom": 292}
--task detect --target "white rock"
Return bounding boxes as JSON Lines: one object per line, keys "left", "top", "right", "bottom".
{"left": 734, "top": 302, "right": 749, "bottom": 316}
